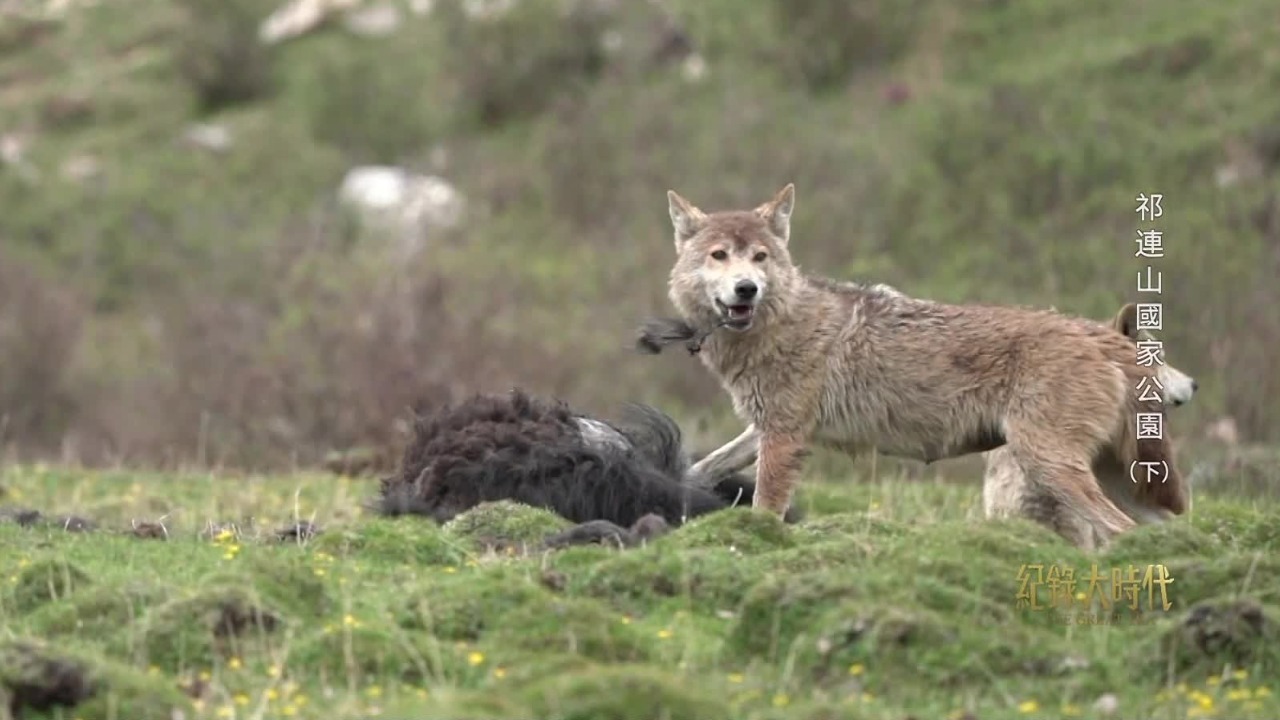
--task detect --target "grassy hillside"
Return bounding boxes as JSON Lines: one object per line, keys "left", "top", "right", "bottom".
{"left": 1, "top": 0, "right": 1278, "bottom": 469}
{"left": 2, "top": 465, "right": 1279, "bottom": 720}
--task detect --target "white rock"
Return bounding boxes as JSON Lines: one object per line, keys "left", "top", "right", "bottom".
{"left": 404, "top": 174, "right": 465, "bottom": 228}
{"left": 337, "top": 166, "right": 466, "bottom": 260}
{"left": 681, "top": 54, "right": 708, "bottom": 83}
{"left": 43, "top": 0, "right": 98, "bottom": 18}
{"left": 339, "top": 166, "right": 411, "bottom": 210}
{"left": 1093, "top": 693, "right": 1119, "bottom": 715}
{"left": 344, "top": 2, "right": 401, "bottom": 36}
{"left": 259, "top": 0, "right": 361, "bottom": 45}
{"left": 463, "top": 0, "right": 516, "bottom": 20}
{"left": 0, "top": 132, "right": 39, "bottom": 183}
{"left": 60, "top": 154, "right": 101, "bottom": 183}
{"left": 600, "top": 30, "right": 623, "bottom": 54}
{"left": 1, "top": 132, "right": 27, "bottom": 165}
{"left": 1215, "top": 165, "right": 1239, "bottom": 188}
{"left": 183, "top": 123, "right": 233, "bottom": 153}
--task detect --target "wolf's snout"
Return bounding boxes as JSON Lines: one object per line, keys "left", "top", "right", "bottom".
{"left": 715, "top": 279, "right": 761, "bottom": 331}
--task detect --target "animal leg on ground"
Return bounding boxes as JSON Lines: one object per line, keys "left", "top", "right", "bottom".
{"left": 687, "top": 424, "right": 760, "bottom": 487}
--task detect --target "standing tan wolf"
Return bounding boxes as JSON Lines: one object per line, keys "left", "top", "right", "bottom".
{"left": 983, "top": 302, "right": 1198, "bottom": 543}
{"left": 651, "top": 183, "right": 1187, "bottom": 549}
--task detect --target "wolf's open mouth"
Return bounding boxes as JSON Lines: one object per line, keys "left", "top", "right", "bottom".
{"left": 715, "top": 299, "right": 755, "bottom": 328}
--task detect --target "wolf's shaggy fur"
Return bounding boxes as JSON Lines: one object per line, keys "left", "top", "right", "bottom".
{"left": 376, "top": 389, "right": 798, "bottom": 528}
{"left": 654, "top": 183, "right": 1186, "bottom": 550}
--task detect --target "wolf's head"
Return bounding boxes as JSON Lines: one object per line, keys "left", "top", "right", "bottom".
{"left": 664, "top": 184, "right": 800, "bottom": 334}
{"left": 1110, "top": 302, "right": 1198, "bottom": 407}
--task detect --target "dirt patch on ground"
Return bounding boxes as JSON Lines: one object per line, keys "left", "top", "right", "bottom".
{"left": 0, "top": 642, "right": 96, "bottom": 719}
{"left": 1159, "top": 599, "right": 1278, "bottom": 673}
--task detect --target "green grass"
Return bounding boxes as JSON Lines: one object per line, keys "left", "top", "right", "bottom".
{"left": 3, "top": 464, "right": 1279, "bottom": 719}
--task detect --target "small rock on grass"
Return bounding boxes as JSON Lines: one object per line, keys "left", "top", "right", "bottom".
{"left": 1094, "top": 693, "right": 1120, "bottom": 714}
{"left": 276, "top": 521, "right": 322, "bottom": 542}
{"left": 0, "top": 507, "right": 44, "bottom": 526}
{"left": 130, "top": 521, "right": 169, "bottom": 540}
{"left": 540, "top": 514, "right": 671, "bottom": 551}
{"left": 0, "top": 508, "right": 95, "bottom": 532}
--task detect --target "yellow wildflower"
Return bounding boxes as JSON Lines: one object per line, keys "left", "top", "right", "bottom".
{"left": 1191, "top": 692, "right": 1213, "bottom": 710}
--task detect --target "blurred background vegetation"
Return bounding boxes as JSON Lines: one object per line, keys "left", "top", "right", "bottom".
{"left": 0, "top": 0, "right": 1277, "bottom": 474}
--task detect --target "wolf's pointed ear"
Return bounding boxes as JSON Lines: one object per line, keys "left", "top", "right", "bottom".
{"left": 1113, "top": 302, "right": 1139, "bottom": 340}
{"left": 667, "top": 190, "right": 705, "bottom": 249}
{"left": 754, "top": 183, "right": 795, "bottom": 244}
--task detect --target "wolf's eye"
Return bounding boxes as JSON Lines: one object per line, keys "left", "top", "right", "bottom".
{"left": 753, "top": 252, "right": 768, "bottom": 262}
{"left": 710, "top": 250, "right": 728, "bottom": 261}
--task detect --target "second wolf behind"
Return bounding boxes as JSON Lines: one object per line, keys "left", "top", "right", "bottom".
{"left": 982, "top": 301, "right": 1198, "bottom": 544}
{"left": 653, "top": 183, "right": 1186, "bottom": 550}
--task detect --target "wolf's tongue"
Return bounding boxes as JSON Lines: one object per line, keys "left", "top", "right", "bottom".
{"left": 729, "top": 305, "right": 752, "bottom": 318}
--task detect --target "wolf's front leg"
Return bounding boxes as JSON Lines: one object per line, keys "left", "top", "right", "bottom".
{"left": 753, "top": 431, "right": 809, "bottom": 515}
